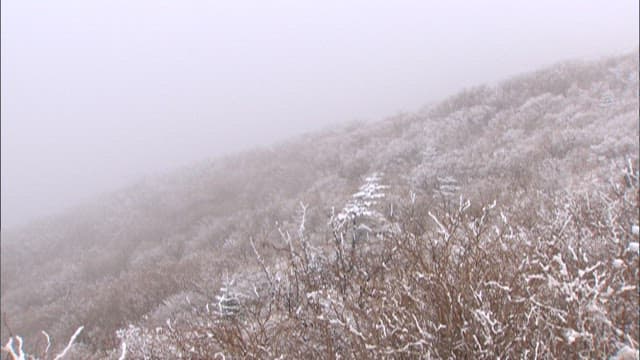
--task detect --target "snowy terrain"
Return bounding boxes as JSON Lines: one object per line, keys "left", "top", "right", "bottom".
{"left": 1, "top": 51, "right": 638, "bottom": 359}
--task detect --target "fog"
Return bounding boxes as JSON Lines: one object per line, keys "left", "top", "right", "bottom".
{"left": 1, "top": 0, "right": 637, "bottom": 229}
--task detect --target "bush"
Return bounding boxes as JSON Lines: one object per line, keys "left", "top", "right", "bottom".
{"left": 115, "top": 161, "right": 639, "bottom": 359}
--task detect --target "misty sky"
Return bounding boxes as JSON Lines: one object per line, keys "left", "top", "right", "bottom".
{"left": 1, "top": 0, "right": 638, "bottom": 228}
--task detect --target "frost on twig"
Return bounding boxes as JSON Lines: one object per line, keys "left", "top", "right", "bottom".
{"left": 118, "top": 341, "right": 127, "bottom": 360}
{"left": 53, "top": 326, "right": 84, "bottom": 360}
{"left": 2, "top": 326, "right": 84, "bottom": 360}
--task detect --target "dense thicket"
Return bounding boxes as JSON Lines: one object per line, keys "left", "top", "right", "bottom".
{"left": 1, "top": 51, "right": 638, "bottom": 359}
{"left": 115, "top": 164, "right": 639, "bottom": 359}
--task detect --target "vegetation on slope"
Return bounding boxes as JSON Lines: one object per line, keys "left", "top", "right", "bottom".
{"left": 1, "top": 51, "right": 638, "bottom": 358}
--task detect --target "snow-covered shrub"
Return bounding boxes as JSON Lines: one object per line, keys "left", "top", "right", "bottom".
{"left": 157, "top": 158, "right": 638, "bottom": 359}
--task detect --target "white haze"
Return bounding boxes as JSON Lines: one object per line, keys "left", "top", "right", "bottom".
{"left": 1, "top": 0, "right": 638, "bottom": 228}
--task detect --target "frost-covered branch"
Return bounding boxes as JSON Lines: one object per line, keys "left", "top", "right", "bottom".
{"left": 53, "top": 326, "right": 83, "bottom": 360}
{"left": 2, "top": 326, "right": 84, "bottom": 360}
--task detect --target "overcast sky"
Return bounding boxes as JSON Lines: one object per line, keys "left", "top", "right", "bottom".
{"left": 1, "top": 0, "right": 638, "bottom": 228}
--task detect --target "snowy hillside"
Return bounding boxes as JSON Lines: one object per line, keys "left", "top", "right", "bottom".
{"left": 1, "top": 51, "right": 638, "bottom": 359}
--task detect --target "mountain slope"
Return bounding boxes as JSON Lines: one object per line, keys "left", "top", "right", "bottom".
{"left": 1, "top": 51, "right": 638, "bottom": 358}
